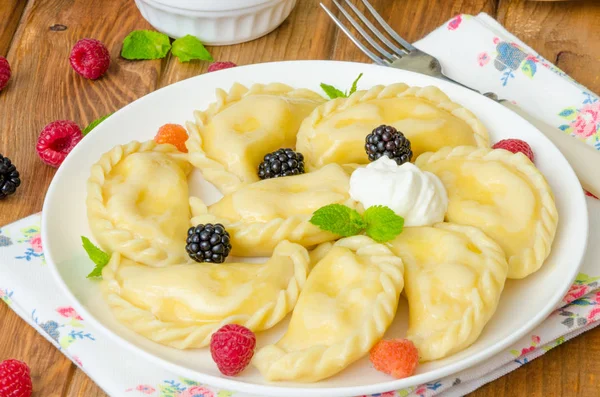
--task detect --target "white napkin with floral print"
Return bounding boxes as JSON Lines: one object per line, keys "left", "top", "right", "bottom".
{"left": 1, "top": 12, "right": 600, "bottom": 397}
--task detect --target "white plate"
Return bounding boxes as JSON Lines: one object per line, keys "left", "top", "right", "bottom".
{"left": 42, "top": 61, "right": 588, "bottom": 397}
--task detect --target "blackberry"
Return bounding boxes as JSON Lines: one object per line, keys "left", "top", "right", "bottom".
{"left": 186, "top": 223, "right": 232, "bottom": 263}
{"left": 365, "top": 125, "right": 413, "bottom": 165}
{"left": 0, "top": 154, "right": 20, "bottom": 200}
{"left": 258, "top": 148, "right": 305, "bottom": 179}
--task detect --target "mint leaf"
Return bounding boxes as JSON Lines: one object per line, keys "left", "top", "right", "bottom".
{"left": 171, "top": 35, "right": 213, "bottom": 62}
{"left": 347, "top": 72, "right": 363, "bottom": 96}
{"left": 310, "top": 204, "right": 366, "bottom": 236}
{"left": 121, "top": 30, "right": 171, "bottom": 60}
{"left": 82, "top": 236, "right": 110, "bottom": 279}
{"left": 82, "top": 113, "right": 113, "bottom": 136}
{"left": 320, "top": 73, "right": 364, "bottom": 99}
{"left": 364, "top": 205, "right": 404, "bottom": 242}
{"left": 320, "top": 83, "right": 346, "bottom": 99}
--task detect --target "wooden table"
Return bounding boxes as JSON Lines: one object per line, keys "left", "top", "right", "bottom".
{"left": 1, "top": 0, "right": 600, "bottom": 395}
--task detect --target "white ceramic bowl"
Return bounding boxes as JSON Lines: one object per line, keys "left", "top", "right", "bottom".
{"left": 43, "top": 61, "right": 587, "bottom": 397}
{"left": 134, "top": 0, "right": 297, "bottom": 45}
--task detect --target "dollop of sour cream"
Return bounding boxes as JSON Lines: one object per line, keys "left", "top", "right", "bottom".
{"left": 349, "top": 157, "right": 448, "bottom": 227}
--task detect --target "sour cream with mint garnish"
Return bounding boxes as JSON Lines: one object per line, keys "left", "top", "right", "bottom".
{"left": 349, "top": 156, "right": 448, "bottom": 227}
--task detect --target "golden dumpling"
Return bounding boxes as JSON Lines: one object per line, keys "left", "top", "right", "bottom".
{"left": 102, "top": 240, "right": 309, "bottom": 349}
{"left": 190, "top": 163, "right": 357, "bottom": 256}
{"left": 87, "top": 141, "right": 193, "bottom": 267}
{"left": 253, "top": 236, "right": 404, "bottom": 382}
{"left": 416, "top": 146, "right": 558, "bottom": 279}
{"left": 387, "top": 223, "right": 508, "bottom": 361}
{"left": 296, "top": 84, "right": 488, "bottom": 171}
{"left": 186, "top": 83, "right": 325, "bottom": 194}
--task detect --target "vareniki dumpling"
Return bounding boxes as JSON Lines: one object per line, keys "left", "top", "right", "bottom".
{"left": 102, "top": 240, "right": 309, "bottom": 349}
{"left": 253, "top": 236, "right": 404, "bottom": 382}
{"left": 87, "top": 141, "right": 193, "bottom": 268}
{"left": 296, "top": 84, "right": 488, "bottom": 171}
{"left": 416, "top": 146, "right": 558, "bottom": 279}
{"left": 387, "top": 223, "right": 508, "bottom": 361}
{"left": 190, "top": 163, "right": 357, "bottom": 256}
{"left": 186, "top": 83, "right": 325, "bottom": 194}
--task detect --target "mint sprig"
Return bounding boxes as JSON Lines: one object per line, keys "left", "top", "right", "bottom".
{"left": 82, "top": 113, "right": 113, "bottom": 136}
{"left": 172, "top": 35, "right": 213, "bottom": 63}
{"left": 364, "top": 206, "right": 404, "bottom": 243}
{"left": 121, "top": 30, "right": 171, "bottom": 60}
{"left": 309, "top": 203, "right": 404, "bottom": 242}
{"left": 320, "top": 73, "right": 363, "bottom": 99}
{"left": 82, "top": 236, "right": 110, "bottom": 279}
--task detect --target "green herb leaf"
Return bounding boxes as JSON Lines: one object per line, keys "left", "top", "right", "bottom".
{"left": 347, "top": 72, "right": 363, "bottom": 96}
{"left": 320, "top": 83, "right": 347, "bottom": 99}
{"left": 320, "top": 73, "right": 364, "bottom": 99}
{"left": 82, "top": 113, "right": 113, "bottom": 136}
{"left": 171, "top": 35, "right": 213, "bottom": 63}
{"left": 121, "top": 30, "right": 171, "bottom": 60}
{"left": 82, "top": 236, "right": 110, "bottom": 279}
{"left": 309, "top": 204, "right": 366, "bottom": 236}
{"left": 363, "top": 205, "right": 404, "bottom": 242}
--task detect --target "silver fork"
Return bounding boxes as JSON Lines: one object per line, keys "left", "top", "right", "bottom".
{"left": 321, "top": 0, "right": 600, "bottom": 198}
{"left": 321, "top": 0, "right": 499, "bottom": 100}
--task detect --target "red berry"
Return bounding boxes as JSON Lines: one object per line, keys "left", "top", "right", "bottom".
{"left": 207, "top": 62, "right": 237, "bottom": 73}
{"left": 210, "top": 324, "right": 256, "bottom": 376}
{"left": 0, "top": 359, "right": 33, "bottom": 397}
{"left": 492, "top": 138, "right": 534, "bottom": 163}
{"left": 370, "top": 338, "right": 419, "bottom": 379}
{"left": 36, "top": 120, "right": 83, "bottom": 167}
{"left": 69, "top": 38, "right": 110, "bottom": 80}
{"left": 0, "top": 56, "right": 11, "bottom": 92}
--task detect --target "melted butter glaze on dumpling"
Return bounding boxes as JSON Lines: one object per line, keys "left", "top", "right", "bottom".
{"left": 102, "top": 240, "right": 309, "bottom": 349}
{"left": 87, "top": 141, "right": 192, "bottom": 268}
{"left": 253, "top": 236, "right": 404, "bottom": 382}
{"left": 387, "top": 223, "right": 508, "bottom": 362}
{"left": 296, "top": 84, "right": 488, "bottom": 171}
{"left": 190, "top": 163, "right": 357, "bottom": 257}
{"left": 186, "top": 83, "right": 325, "bottom": 194}
{"left": 416, "top": 146, "right": 558, "bottom": 279}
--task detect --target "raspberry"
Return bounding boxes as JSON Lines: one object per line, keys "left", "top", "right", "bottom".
{"left": 492, "top": 139, "right": 534, "bottom": 163}
{"left": 154, "top": 124, "right": 188, "bottom": 153}
{"left": 210, "top": 324, "right": 256, "bottom": 376}
{"left": 36, "top": 120, "right": 83, "bottom": 167}
{"left": 369, "top": 338, "right": 419, "bottom": 379}
{"left": 208, "top": 62, "right": 237, "bottom": 73}
{"left": 69, "top": 38, "right": 110, "bottom": 80}
{"left": 0, "top": 56, "right": 11, "bottom": 92}
{"left": 0, "top": 359, "right": 33, "bottom": 397}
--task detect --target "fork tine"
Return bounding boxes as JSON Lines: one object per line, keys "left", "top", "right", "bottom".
{"left": 320, "top": 3, "right": 387, "bottom": 65}
{"left": 330, "top": 0, "right": 396, "bottom": 62}
{"left": 342, "top": 0, "right": 407, "bottom": 56}
{"left": 360, "top": 0, "right": 416, "bottom": 51}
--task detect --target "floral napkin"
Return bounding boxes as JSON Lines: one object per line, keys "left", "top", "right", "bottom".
{"left": 1, "top": 12, "right": 600, "bottom": 397}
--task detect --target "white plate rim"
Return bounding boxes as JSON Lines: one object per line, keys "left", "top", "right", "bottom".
{"left": 41, "top": 60, "right": 589, "bottom": 397}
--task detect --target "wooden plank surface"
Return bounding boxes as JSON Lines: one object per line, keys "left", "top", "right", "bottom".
{"left": 1, "top": 0, "right": 599, "bottom": 396}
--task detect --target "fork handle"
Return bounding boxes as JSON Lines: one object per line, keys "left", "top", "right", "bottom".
{"left": 500, "top": 101, "right": 600, "bottom": 198}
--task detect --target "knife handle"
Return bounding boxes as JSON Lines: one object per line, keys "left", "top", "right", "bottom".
{"left": 499, "top": 101, "right": 600, "bottom": 198}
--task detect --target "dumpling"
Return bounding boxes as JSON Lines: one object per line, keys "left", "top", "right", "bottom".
{"left": 387, "top": 223, "right": 508, "bottom": 361}
{"left": 87, "top": 141, "right": 193, "bottom": 268}
{"left": 416, "top": 146, "right": 558, "bottom": 279}
{"left": 190, "top": 163, "right": 357, "bottom": 256}
{"left": 296, "top": 84, "right": 488, "bottom": 171}
{"left": 186, "top": 83, "right": 325, "bottom": 194}
{"left": 101, "top": 240, "right": 309, "bottom": 349}
{"left": 253, "top": 236, "right": 404, "bottom": 382}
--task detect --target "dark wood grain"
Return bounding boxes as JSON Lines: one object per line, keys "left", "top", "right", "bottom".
{"left": 0, "top": 0, "right": 27, "bottom": 56}
{"left": 1, "top": 0, "right": 600, "bottom": 396}
{"left": 497, "top": 0, "right": 600, "bottom": 94}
